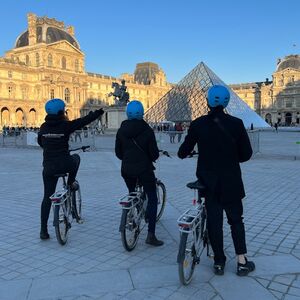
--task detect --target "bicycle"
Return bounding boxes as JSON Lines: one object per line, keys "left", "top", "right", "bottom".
{"left": 50, "top": 145, "right": 90, "bottom": 245}
{"left": 118, "top": 150, "right": 170, "bottom": 251}
{"left": 177, "top": 154, "right": 213, "bottom": 285}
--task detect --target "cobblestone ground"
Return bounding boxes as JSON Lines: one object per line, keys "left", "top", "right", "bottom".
{"left": 0, "top": 131, "right": 299, "bottom": 300}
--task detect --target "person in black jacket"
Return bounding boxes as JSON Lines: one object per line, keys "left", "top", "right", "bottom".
{"left": 115, "top": 100, "right": 163, "bottom": 246}
{"left": 38, "top": 98, "right": 104, "bottom": 240}
{"left": 178, "top": 85, "right": 255, "bottom": 276}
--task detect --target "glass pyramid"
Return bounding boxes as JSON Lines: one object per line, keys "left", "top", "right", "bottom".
{"left": 144, "top": 62, "right": 269, "bottom": 128}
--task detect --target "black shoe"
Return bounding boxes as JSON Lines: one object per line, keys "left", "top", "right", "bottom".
{"left": 237, "top": 257, "right": 255, "bottom": 276}
{"left": 145, "top": 232, "right": 164, "bottom": 246}
{"left": 40, "top": 230, "right": 50, "bottom": 240}
{"left": 213, "top": 263, "right": 225, "bottom": 275}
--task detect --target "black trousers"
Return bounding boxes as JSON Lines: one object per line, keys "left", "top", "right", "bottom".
{"left": 205, "top": 188, "right": 247, "bottom": 264}
{"left": 122, "top": 170, "right": 158, "bottom": 234}
{"left": 41, "top": 154, "right": 80, "bottom": 230}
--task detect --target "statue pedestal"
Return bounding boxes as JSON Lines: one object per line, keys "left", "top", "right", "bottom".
{"left": 106, "top": 106, "right": 126, "bottom": 130}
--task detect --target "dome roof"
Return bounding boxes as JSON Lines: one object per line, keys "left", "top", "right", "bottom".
{"left": 276, "top": 55, "right": 300, "bottom": 72}
{"left": 15, "top": 26, "right": 79, "bottom": 49}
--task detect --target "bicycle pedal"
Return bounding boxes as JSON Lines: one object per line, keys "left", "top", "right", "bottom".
{"left": 77, "top": 218, "right": 84, "bottom": 224}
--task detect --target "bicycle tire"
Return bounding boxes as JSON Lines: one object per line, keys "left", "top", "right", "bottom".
{"left": 120, "top": 208, "right": 140, "bottom": 251}
{"left": 72, "top": 184, "right": 82, "bottom": 222}
{"left": 156, "top": 181, "right": 166, "bottom": 222}
{"left": 178, "top": 232, "right": 196, "bottom": 285}
{"left": 54, "top": 204, "right": 69, "bottom": 245}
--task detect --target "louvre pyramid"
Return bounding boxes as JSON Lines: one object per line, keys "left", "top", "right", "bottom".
{"left": 144, "top": 62, "right": 269, "bottom": 128}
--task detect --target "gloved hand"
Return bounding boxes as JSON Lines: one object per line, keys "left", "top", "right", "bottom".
{"left": 96, "top": 108, "right": 104, "bottom": 116}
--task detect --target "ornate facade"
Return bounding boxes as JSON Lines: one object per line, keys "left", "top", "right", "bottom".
{"left": 230, "top": 55, "right": 300, "bottom": 126}
{"left": 0, "top": 13, "right": 171, "bottom": 127}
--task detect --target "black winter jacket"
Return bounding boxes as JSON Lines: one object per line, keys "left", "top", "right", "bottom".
{"left": 178, "top": 107, "right": 252, "bottom": 202}
{"left": 115, "top": 119, "right": 159, "bottom": 176}
{"left": 38, "top": 110, "right": 102, "bottom": 163}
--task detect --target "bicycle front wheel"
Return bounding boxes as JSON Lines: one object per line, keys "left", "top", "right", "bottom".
{"left": 120, "top": 208, "right": 140, "bottom": 251}
{"left": 72, "top": 184, "right": 82, "bottom": 222}
{"left": 156, "top": 180, "right": 166, "bottom": 222}
{"left": 54, "top": 204, "right": 69, "bottom": 246}
{"left": 178, "top": 232, "right": 196, "bottom": 285}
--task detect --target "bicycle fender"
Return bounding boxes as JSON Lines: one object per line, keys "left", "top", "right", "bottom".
{"left": 177, "top": 247, "right": 185, "bottom": 263}
{"left": 177, "top": 233, "right": 188, "bottom": 263}
{"left": 119, "top": 210, "right": 127, "bottom": 232}
{"left": 53, "top": 206, "right": 59, "bottom": 226}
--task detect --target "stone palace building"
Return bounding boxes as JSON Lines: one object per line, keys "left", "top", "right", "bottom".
{"left": 0, "top": 13, "right": 172, "bottom": 127}
{"left": 1, "top": 13, "right": 300, "bottom": 128}
{"left": 230, "top": 55, "right": 300, "bottom": 126}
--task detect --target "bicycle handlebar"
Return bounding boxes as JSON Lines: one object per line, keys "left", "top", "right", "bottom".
{"left": 159, "top": 150, "right": 171, "bottom": 158}
{"left": 188, "top": 150, "right": 199, "bottom": 158}
{"left": 69, "top": 145, "right": 90, "bottom": 153}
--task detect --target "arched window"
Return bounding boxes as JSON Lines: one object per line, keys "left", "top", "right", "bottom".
{"left": 36, "top": 53, "right": 40, "bottom": 67}
{"left": 48, "top": 54, "right": 53, "bottom": 67}
{"left": 62, "top": 57, "right": 66, "bottom": 69}
{"left": 75, "top": 59, "right": 79, "bottom": 72}
{"left": 26, "top": 55, "right": 30, "bottom": 65}
{"left": 64, "top": 88, "right": 70, "bottom": 102}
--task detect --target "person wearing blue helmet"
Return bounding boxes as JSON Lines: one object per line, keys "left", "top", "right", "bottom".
{"left": 115, "top": 100, "right": 164, "bottom": 246}
{"left": 38, "top": 98, "right": 104, "bottom": 240}
{"left": 178, "top": 85, "right": 255, "bottom": 276}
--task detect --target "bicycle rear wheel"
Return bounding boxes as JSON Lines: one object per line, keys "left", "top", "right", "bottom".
{"left": 72, "top": 183, "right": 82, "bottom": 222}
{"left": 120, "top": 207, "right": 140, "bottom": 251}
{"left": 156, "top": 180, "right": 166, "bottom": 222}
{"left": 178, "top": 232, "right": 196, "bottom": 285}
{"left": 54, "top": 203, "right": 70, "bottom": 245}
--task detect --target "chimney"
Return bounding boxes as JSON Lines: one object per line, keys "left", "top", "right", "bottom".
{"left": 67, "top": 26, "right": 75, "bottom": 36}
{"left": 27, "top": 13, "right": 37, "bottom": 45}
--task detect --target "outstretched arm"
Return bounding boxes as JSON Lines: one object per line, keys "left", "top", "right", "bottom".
{"left": 67, "top": 109, "right": 104, "bottom": 134}
{"left": 177, "top": 122, "right": 197, "bottom": 159}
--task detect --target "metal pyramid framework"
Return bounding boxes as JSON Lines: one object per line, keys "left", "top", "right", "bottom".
{"left": 144, "top": 62, "right": 269, "bottom": 128}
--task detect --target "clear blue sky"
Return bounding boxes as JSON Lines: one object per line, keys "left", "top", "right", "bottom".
{"left": 0, "top": 0, "right": 299, "bottom": 84}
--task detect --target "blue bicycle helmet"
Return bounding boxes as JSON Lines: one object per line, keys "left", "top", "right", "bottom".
{"left": 45, "top": 98, "right": 66, "bottom": 115}
{"left": 207, "top": 85, "right": 230, "bottom": 108}
{"left": 126, "top": 100, "right": 144, "bottom": 120}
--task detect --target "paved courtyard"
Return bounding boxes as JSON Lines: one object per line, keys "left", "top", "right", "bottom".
{"left": 0, "top": 131, "right": 299, "bottom": 300}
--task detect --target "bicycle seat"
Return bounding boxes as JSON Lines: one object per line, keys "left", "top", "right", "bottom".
{"left": 54, "top": 173, "right": 68, "bottom": 178}
{"left": 186, "top": 180, "right": 206, "bottom": 193}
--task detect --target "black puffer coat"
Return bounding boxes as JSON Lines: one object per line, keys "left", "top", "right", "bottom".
{"left": 115, "top": 119, "right": 159, "bottom": 176}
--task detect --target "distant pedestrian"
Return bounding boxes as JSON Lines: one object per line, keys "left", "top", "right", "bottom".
{"left": 250, "top": 123, "right": 254, "bottom": 130}
{"left": 169, "top": 125, "right": 176, "bottom": 143}
{"left": 176, "top": 122, "right": 184, "bottom": 143}
{"left": 274, "top": 122, "right": 278, "bottom": 133}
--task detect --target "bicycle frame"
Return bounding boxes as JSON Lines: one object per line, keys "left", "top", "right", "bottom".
{"left": 177, "top": 199, "right": 205, "bottom": 259}
{"left": 50, "top": 176, "right": 72, "bottom": 225}
{"left": 119, "top": 187, "right": 147, "bottom": 230}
